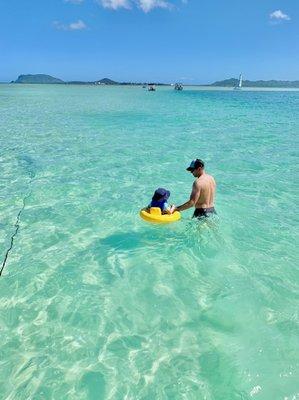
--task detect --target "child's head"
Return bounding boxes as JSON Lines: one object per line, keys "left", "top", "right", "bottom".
{"left": 152, "top": 188, "right": 170, "bottom": 202}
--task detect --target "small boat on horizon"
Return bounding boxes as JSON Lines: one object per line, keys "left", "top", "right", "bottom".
{"left": 234, "top": 74, "right": 243, "bottom": 90}
{"left": 174, "top": 83, "right": 183, "bottom": 91}
{"left": 148, "top": 84, "right": 156, "bottom": 91}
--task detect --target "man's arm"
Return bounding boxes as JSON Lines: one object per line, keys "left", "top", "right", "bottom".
{"left": 176, "top": 181, "right": 201, "bottom": 212}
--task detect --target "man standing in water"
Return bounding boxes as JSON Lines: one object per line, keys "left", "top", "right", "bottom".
{"left": 174, "top": 159, "right": 216, "bottom": 218}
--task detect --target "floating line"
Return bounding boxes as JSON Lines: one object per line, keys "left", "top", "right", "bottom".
{"left": 0, "top": 186, "right": 32, "bottom": 277}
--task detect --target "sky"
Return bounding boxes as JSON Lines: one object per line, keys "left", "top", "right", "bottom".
{"left": 0, "top": 0, "right": 298, "bottom": 83}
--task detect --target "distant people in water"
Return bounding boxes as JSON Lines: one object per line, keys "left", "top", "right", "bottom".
{"left": 174, "top": 159, "right": 217, "bottom": 219}
{"left": 148, "top": 188, "right": 175, "bottom": 215}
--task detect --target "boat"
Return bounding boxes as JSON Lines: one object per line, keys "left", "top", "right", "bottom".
{"left": 174, "top": 83, "right": 183, "bottom": 91}
{"left": 234, "top": 74, "right": 243, "bottom": 90}
{"left": 148, "top": 84, "right": 156, "bottom": 91}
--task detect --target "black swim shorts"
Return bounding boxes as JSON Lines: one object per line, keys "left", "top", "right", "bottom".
{"left": 193, "top": 207, "right": 217, "bottom": 219}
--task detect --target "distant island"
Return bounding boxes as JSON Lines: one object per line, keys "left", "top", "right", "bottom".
{"left": 13, "top": 74, "right": 65, "bottom": 84}
{"left": 10, "top": 74, "right": 299, "bottom": 88}
{"left": 66, "top": 78, "right": 118, "bottom": 85}
{"left": 209, "top": 78, "right": 299, "bottom": 88}
{"left": 11, "top": 74, "right": 167, "bottom": 86}
{"left": 11, "top": 74, "right": 156, "bottom": 86}
{"left": 12, "top": 74, "right": 118, "bottom": 85}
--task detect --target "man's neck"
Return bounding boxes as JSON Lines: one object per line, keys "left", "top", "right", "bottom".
{"left": 197, "top": 170, "right": 205, "bottom": 178}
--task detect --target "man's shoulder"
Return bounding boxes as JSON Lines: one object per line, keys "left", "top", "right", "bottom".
{"left": 205, "top": 173, "right": 216, "bottom": 183}
{"left": 196, "top": 174, "right": 215, "bottom": 186}
{"left": 194, "top": 177, "right": 204, "bottom": 188}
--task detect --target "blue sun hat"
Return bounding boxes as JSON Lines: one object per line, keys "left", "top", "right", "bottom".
{"left": 150, "top": 188, "right": 170, "bottom": 210}
{"left": 152, "top": 188, "right": 170, "bottom": 201}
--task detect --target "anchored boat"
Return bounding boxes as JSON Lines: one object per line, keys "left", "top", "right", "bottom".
{"left": 174, "top": 83, "right": 183, "bottom": 91}
{"left": 148, "top": 84, "right": 156, "bottom": 91}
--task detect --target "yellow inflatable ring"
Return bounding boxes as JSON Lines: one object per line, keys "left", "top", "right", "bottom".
{"left": 140, "top": 207, "right": 181, "bottom": 224}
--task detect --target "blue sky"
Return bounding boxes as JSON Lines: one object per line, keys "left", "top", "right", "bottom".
{"left": 1, "top": 0, "right": 298, "bottom": 83}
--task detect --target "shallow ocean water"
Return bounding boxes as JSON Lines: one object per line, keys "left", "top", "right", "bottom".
{"left": 0, "top": 84, "right": 298, "bottom": 399}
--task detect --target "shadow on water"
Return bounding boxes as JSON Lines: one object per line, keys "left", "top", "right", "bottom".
{"left": 51, "top": 215, "right": 228, "bottom": 287}
{"left": 34, "top": 219, "right": 224, "bottom": 286}
{"left": 100, "top": 231, "right": 148, "bottom": 251}
{"left": 99, "top": 215, "right": 224, "bottom": 259}
{"left": 17, "top": 154, "right": 37, "bottom": 179}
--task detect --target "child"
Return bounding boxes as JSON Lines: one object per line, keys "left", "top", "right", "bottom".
{"left": 148, "top": 188, "right": 175, "bottom": 214}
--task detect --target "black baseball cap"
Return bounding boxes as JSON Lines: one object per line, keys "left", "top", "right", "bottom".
{"left": 186, "top": 159, "right": 205, "bottom": 171}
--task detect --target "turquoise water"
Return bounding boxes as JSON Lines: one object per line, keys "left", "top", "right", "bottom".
{"left": 0, "top": 84, "right": 298, "bottom": 399}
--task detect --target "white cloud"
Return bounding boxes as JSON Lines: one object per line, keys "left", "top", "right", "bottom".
{"left": 100, "top": 0, "right": 131, "bottom": 10}
{"left": 270, "top": 10, "right": 290, "bottom": 21}
{"left": 53, "top": 19, "right": 87, "bottom": 30}
{"left": 137, "top": 0, "right": 171, "bottom": 12}
{"left": 69, "top": 20, "right": 86, "bottom": 29}
{"left": 97, "top": 0, "right": 174, "bottom": 12}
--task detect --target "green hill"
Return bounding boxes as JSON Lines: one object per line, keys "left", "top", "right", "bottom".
{"left": 66, "top": 78, "right": 119, "bottom": 85}
{"left": 13, "top": 74, "right": 64, "bottom": 84}
{"left": 12, "top": 74, "right": 119, "bottom": 85}
{"left": 210, "top": 78, "right": 299, "bottom": 88}
{"left": 96, "top": 78, "right": 118, "bottom": 85}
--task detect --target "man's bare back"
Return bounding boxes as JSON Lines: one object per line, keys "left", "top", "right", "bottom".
{"left": 175, "top": 159, "right": 217, "bottom": 218}
{"left": 192, "top": 173, "right": 216, "bottom": 209}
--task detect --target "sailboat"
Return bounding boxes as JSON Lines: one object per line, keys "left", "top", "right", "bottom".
{"left": 234, "top": 74, "right": 243, "bottom": 90}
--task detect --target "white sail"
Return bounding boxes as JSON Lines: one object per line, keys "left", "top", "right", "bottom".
{"left": 234, "top": 73, "right": 243, "bottom": 90}
{"left": 238, "top": 74, "right": 243, "bottom": 88}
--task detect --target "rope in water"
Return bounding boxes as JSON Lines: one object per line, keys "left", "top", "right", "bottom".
{"left": 0, "top": 186, "right": 32, "bottom": 277}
